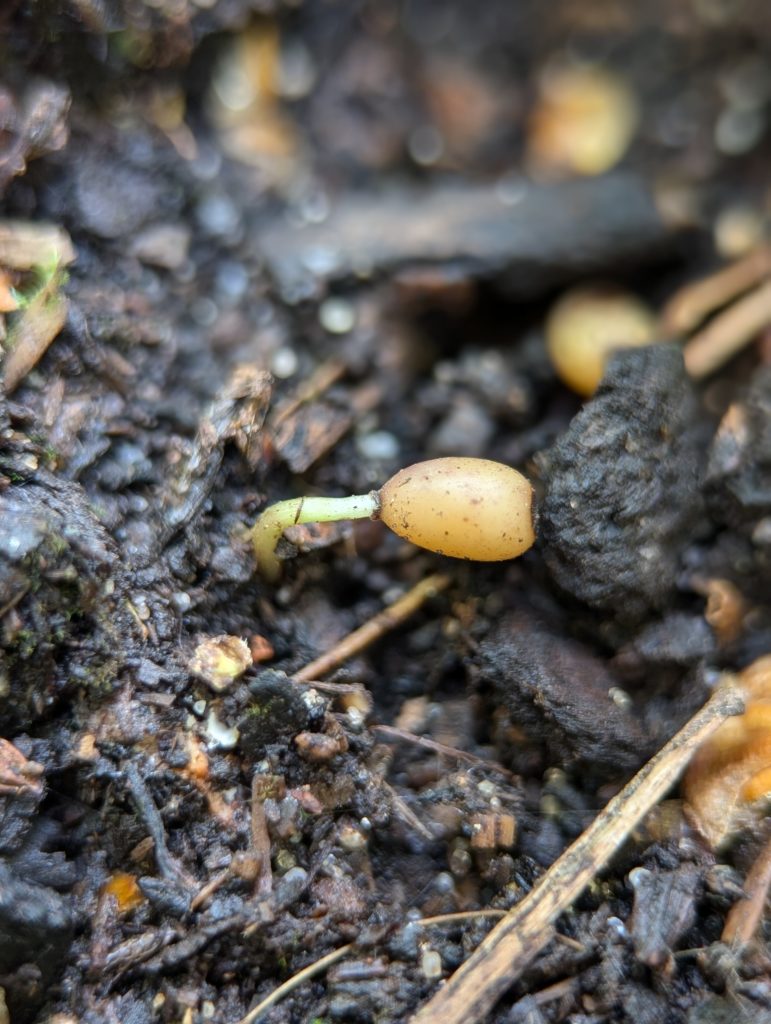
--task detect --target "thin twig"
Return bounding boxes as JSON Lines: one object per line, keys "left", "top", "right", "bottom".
{"left": 251, "top": 774, "right": 273, "bottom": 897}
{"left": 190, "top": 868, "right": 231, "bottom": 912}
{"left": 386, "top": 782, "right": 434, "bottom": 841}
{"left": 409, "top": 681, "right": 745, "bottom": 1024}
{"left": 531, "top": 976, "right": 579, "bottom": 1007}
{"left": 234, "top": 943, "right": 354, "bottom": 1024}
{"left": 231, "top": 910, "right": 519, "bottom": 1024}
{"left": 293, "top": 574, "right": 451, "bottom": 683}
{"left": 721, "top": 829, "right": 771, "bottom": 947}
{"left": 683, "top": 279, "right": 771, "bottom": 379}
{"left": 417, "top": 910, "right": 506, "bottom": 926}
{"left": 660, "top": 246, "right": 771, "bottom": 336}
{"left": 373, "top": 724, "right": 513, "bottom": 779}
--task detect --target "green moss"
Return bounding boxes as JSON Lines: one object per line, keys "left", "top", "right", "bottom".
{"left": 244, "top": 701, "right": 270, "bottom": 719}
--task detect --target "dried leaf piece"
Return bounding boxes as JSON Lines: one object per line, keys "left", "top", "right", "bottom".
{"left": 684, "top": 657, "right": 771, "bottom": 849}
{"left": 0, "top": 220, "right": 76, "bottom": 269}
{"left": 2, "top": 266, "right": 68, "bottom": 392}
{"left": 0, "top": 738, "right": 44, "bottom": 796}
{"left": 101, "top": 872, "right": 145, "bottom": 914}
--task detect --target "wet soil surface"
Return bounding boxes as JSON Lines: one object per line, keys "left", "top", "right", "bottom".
{"left": 1, "top": 3, "right": 770, "bottom": 1023}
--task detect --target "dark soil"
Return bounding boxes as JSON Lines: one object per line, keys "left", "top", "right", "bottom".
{"left": 1, "top": 3, "right": 770, "bottom": 1023}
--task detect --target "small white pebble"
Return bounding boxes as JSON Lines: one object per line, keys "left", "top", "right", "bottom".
{"left": 715, "top": 107, "right": 765, "bottom": 155}
{"left": 628, "top": 866, "right": 652, "bottom": 890}
{"left": 191, "top": 298, "right": 218, "bottom": 326}
{"left": 279, "top": 41, "right": 317, "bottom": 99}
{"left": 421, "top": 949, "right": 443, "bottom": 980}
{"left": 211, "top": 55, "right": 254, "bottom": 111}
{"left": 271, "top": 346, "right": 299, "bottom": 379}
{"left": 409, "top": 125, "right": 444, "bottom": 166}
{"left": 205, "top": 710, "right": 239, "bottom": 750}
{"left": 171, "top": 591, "right": 192, "bottom": 612}
{"left": 301, "top": 245, "right": 340, "bottom": 276}
{"left": 609, "top": 686, "right": 632, "bottom": 710}
{"left": 714, "top": 205, "right": 764, "bottom": 258}
{"left": 607, "top": 916, "right": 629, "bottom": 940}
{"left": 356, "top": 430, "right": 400, "bottom": 461}
{"left": 196, "top": 193, "right": 239, "bottom": 236}
{"left": 434, "top": 871, "right": 455, "bottom": 894}
{"left": 346, "top": 706, "right": 365, "bottom": 730}
{"left": 216, "top": 261, "right": 249, "bottom": 302}
{"left": 298, "top": 189, "right": 330, "bottom": 225}
{"left": 319, "top": 297, "right": 356, "bottom": 334}
{"left": 495, "top": 173, "right": 527, "bottom": 207}
{"left": 752, "top": 518, "right": 771, "bottom": 546}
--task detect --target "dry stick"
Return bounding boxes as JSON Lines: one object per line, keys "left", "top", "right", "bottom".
{"left": 683, "top": 278, "right": 771, "bottom": 379}
{"left": 292, "top": 573, "right": 451, "bottom": 683}
{"left": 234, "top": 942, "right": 354, "bottom": 1024}
{"left": 251, "top": 774, "right": 273, "bottom": 897}
{"left": 233, "top": 910, "right": 508, "bottom": 1024}
{"left": 373, "top": 724, "right": 514, "bottom": 779}
{"left": 418, "top": 910, "right": 506, "bottom": 926}
{"left": 721, "top": 829, "right": 771, "bottom": 947}
{"left": 661, "top": 246, "right": 771, "bottom": 335}
{"left": 386, "top": 781, "right": 434, "bottom": 841}
{"left": 410, "top": 681, "right": 745, "bottom": 1024}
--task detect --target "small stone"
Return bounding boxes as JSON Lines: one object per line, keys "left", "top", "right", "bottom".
{"left": 319, "top": 296, "right": 355, "bottom": 334}
{"left": 356, "top": 429, "right": 400, "bottom": 462}
{"left": 274, "top": 865, "right": 308, "bottom": 905}
{"left": 420, "top": 949, "right": 443, "bottom": 979}
{"left": 130, "top": 223, "right": 190, "bottom": 269}
{"left": 270, "top": 346, "right": 298, "bottom": 378}
{"left": 189, "top": 635, "right": 252, "bottom": 692}
{"left": 135, "top": 658, "right": 163, "bottom": 687}
{"left": 430, "top": 397, "right": 494, "bottom": 457}
{"left": 204, "top": 710, "right": 239, "bottom": 750}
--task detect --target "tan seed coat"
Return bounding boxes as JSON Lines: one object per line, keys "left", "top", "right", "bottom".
{"left": 379, "top": 457, "right": 535, "bottom": 561}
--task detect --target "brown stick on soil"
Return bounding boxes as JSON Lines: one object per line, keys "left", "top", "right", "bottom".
{"left": 292, "top": 573, "right": 451, "bottom": 683}
{"left": 721, "top": 829, "right": 771, "bottom": 947}
{"left": 683, "top": 278, "right": 771, "bottom": 378}
{"left": 660, "top": 246, "right": 771, "bottom": 336}
{"left": 410, "top": 680, "right": 745, "bottom": 1024}
{"left": 373, "top": 724, "right": 513, "bottom": 778}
